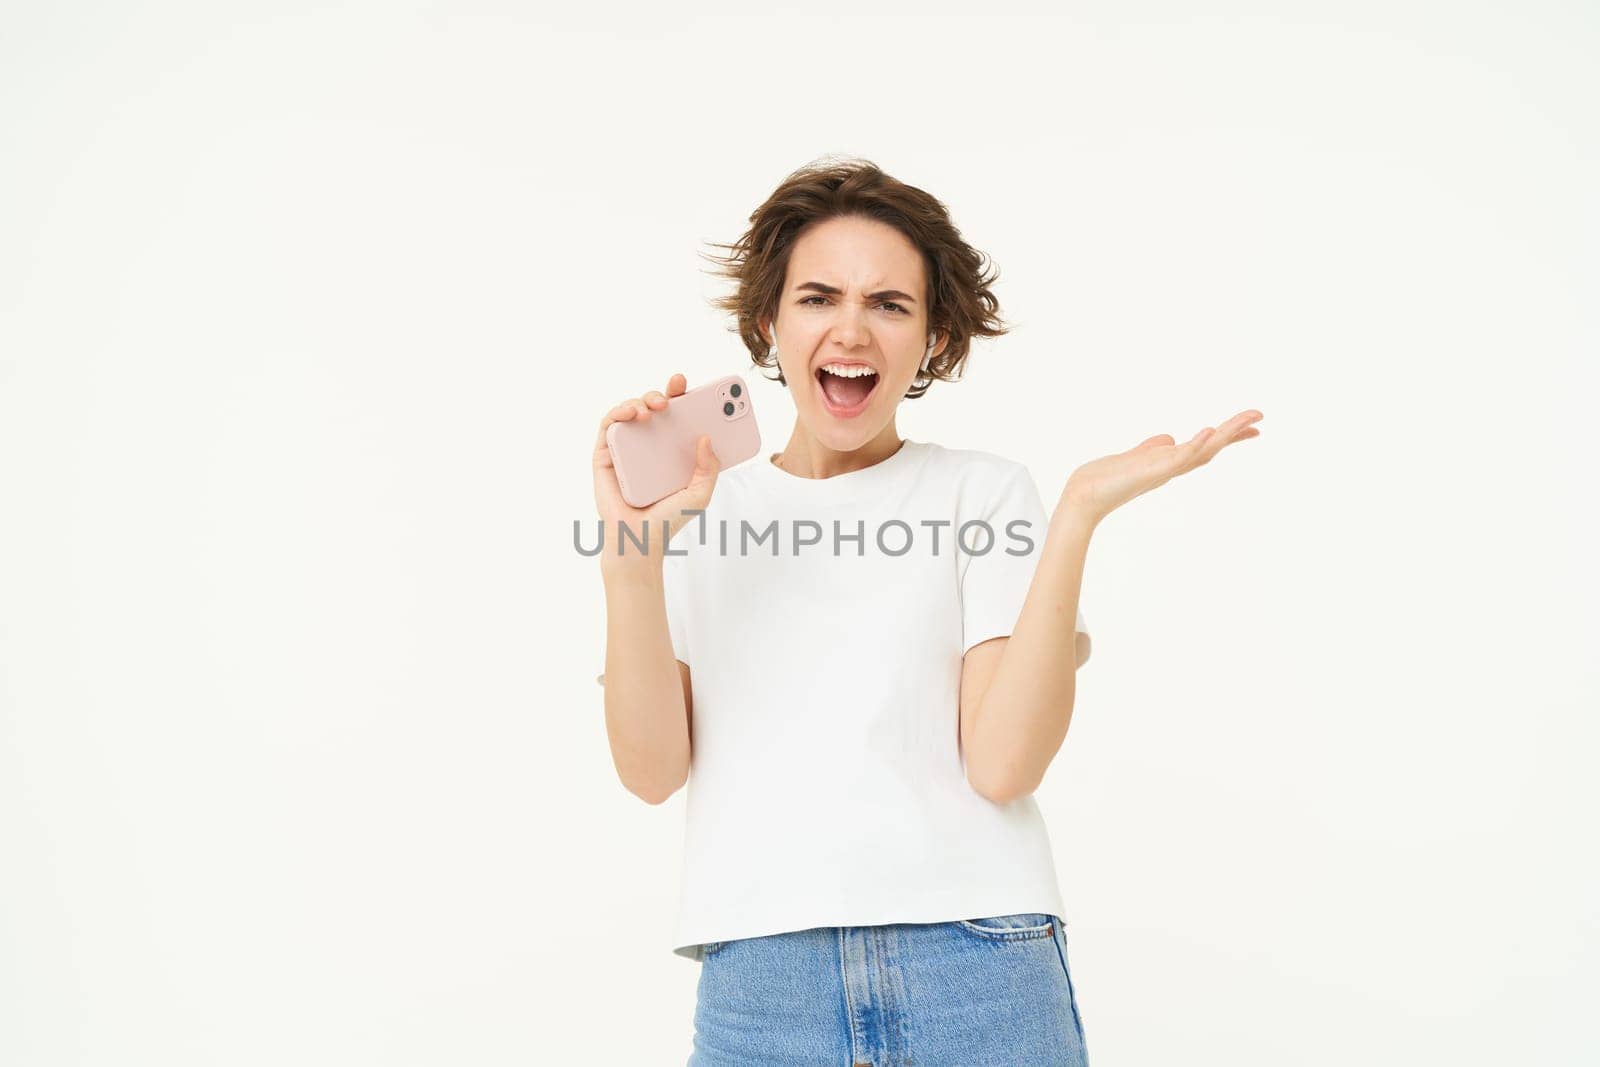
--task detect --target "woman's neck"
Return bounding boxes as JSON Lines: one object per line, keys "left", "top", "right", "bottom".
{"left": 772, "top": 420, "right": 903, "bottom": 480}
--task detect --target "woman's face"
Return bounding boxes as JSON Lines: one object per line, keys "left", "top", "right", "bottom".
{"left": 766, "top": 215, "right": 942, "bottom": 452}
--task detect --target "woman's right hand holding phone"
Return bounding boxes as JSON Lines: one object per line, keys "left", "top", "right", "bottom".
{"left": 592, "top": 373, "right": 721, "bottom": 572}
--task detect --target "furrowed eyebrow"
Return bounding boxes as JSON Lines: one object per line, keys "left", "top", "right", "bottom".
{"left": 795, "top": 281, "right": 918, "bottom": 304}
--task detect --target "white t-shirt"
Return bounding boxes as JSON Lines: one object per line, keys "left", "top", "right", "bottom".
{"left": 643, "top": 437, "right": 1090, "bottom": 961}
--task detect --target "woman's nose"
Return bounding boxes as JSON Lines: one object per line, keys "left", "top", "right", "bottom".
{"left": 829, "top": 305, "right": 871, "bottom": 347}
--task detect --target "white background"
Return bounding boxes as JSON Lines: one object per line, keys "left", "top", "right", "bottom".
{"left": 3, "top": 2, "right": 1595, "bottom": 1064}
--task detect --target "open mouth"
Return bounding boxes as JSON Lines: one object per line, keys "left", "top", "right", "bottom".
{"left": 814, "top": 363, "right": 879, "bottom": 417}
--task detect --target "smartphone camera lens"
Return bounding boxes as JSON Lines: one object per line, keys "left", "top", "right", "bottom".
{"left": 723, "top": 401, "right": 735, "bottom": 416}
{"left": 730, "top": 383, "right": 742, "bottom": 398}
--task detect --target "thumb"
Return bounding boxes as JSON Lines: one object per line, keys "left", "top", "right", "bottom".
{"left": 694, "top": 434, "right": 722, "bottom": 477}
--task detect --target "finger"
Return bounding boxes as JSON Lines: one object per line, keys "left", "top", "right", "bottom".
{"left": 1200, "top": 413, "right": 1261, "bottom": 460}
{"left": 1222, "top": 415, "right": 1260, "bottom": 438}
{"left": 1172, "top": 427, "right": 1214, "bottom": 471}
{"left": 642, "top": 390, "right": 667, "bottom": 410}
{"left": 1221, "top": 410, "right": 1261, "bottom": 435}
{"left": 695, "top": 433, "right": 721, "bottom": 475}
{"left": 598, "top": 401, "right": 640, "bottom": 429}
{"left": 666, "top": 373, "right": 687, "bottom": 397}
{"left": 595, "top": 402, "right": 635, "bottom": 438}
{"left": 665, "top": 435, "right": 722, "bottom": 509}
{"left": 594, "top": 400, "right": 645, "bottom": 457}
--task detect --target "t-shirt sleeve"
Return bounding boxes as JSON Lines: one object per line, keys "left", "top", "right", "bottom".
{"left": 595, "top": 549, "right": 693, "bottom": 687}
{"left": 959, "top": 464, "right": 1092, "bottom": 665}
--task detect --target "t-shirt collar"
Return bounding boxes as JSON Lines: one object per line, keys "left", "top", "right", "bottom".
{"left": 750, "top": 437, "right": 928, "bottom": 501}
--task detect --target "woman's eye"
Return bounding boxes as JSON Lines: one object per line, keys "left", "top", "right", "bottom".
{"left": 799, "top": 296, "right": 907, "bottom": 314}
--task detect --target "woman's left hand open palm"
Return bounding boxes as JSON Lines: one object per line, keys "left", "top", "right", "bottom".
{"left": 1063, "top": 409, "right": 1263, "bottom": 525}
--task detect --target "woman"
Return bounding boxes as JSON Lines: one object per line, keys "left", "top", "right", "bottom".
{"left": 593, "top": 159, "right": 1261, "bottom": 1066}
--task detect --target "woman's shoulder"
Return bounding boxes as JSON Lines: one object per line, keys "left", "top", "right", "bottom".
{"left": 917, "top": 440, "right": 1031, "bottom": 482}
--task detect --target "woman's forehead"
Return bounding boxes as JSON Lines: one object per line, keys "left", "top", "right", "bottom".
{"left": 785, "top": 219, "right": 926, "bottom": 292}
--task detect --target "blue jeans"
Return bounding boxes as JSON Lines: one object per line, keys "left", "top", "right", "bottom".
{"left": 689, "top": 912, "right": 1089, "bottom": 1066}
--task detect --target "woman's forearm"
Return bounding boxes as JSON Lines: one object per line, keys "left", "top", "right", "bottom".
{"left": 601, "top": 552, "right": 691, "bottom": 804}
{"left": 966, "top": 504, "right": 1096, "bottom": 804}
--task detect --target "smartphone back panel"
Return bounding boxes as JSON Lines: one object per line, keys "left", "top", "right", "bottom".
{"left": 606, "top": 374, "right": 761, "bottom": 509}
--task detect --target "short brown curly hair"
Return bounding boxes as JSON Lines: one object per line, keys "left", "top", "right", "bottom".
{"left": 700, "top": 156, "right": 1010, "bottom": 400}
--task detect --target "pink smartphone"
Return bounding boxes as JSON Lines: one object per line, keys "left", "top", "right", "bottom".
{"left": 605, "top": 374, "right": 761, "bottom": 508}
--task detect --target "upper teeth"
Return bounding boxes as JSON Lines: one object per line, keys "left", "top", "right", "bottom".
{"left": 821, "top": 364, "right": 877, "bottom": 378}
